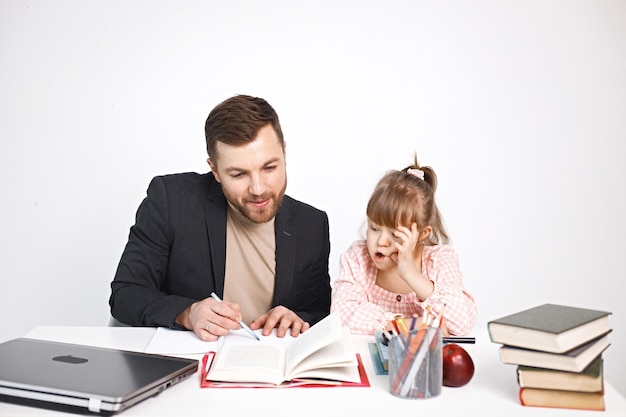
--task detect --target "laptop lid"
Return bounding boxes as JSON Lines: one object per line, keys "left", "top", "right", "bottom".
{"left": 0, "top": 337, "right": 198, "bottom": 415}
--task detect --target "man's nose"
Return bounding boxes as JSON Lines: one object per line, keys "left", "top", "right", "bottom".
{"left": 248, "top": 173, "right": 265, "bottom": 195}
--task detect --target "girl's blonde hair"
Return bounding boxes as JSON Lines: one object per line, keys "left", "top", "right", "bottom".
{"left": 366, "top": 154, "right": 449, "bottom": 245}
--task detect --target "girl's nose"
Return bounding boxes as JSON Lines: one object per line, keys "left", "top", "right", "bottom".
{"left": 378, "top": 230, "right": 393, "bottom": 246}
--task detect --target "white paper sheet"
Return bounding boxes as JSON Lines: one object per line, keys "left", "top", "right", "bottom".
{"left": 144, "top": 327, "right": 292, "bottom": 355}
{"left": 144, "top": 327, "right": 222, "bottom": 355}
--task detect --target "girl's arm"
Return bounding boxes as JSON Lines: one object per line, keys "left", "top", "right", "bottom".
{"left": 421, "top": 245, "right": 478, "bottom": 336}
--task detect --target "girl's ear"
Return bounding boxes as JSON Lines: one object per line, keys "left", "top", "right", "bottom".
{"left": 420, "top": 226, "right": 433, "bottom": 242}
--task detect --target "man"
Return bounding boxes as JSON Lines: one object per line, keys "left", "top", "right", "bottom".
{"left": 109, "top": 95, "right": 331, "bottom": 341}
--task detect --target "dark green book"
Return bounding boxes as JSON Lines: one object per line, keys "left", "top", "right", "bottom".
{"left": 487, "top": 303, "right": 611, "bottom": 353}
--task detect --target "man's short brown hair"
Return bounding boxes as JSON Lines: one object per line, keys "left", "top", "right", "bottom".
{"left": 205, "top": 95, "right": 284, "bottom": 161}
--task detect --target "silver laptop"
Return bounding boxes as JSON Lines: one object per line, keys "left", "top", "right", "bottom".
{"left": 0, "top": 337, "right": 198, "bottom": 415}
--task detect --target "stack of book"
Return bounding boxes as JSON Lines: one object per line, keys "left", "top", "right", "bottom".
{"left": 487, "top": 303, "right": 612, "bottom": 411}
{"left": 368, "top": 330, "right": 390, "bottom": 375}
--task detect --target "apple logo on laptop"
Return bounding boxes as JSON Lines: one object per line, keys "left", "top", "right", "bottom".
{"left": 53, "top": 355, "right": 88, "bottom": 364}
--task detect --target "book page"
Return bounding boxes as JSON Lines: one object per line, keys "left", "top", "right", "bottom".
{"left": 284, "top": 314, "right": 346, "bottom": 375}
{"left": 284, "top": 313, "right": 341, "bottom": 374}
{"left": 292, "top": 363, "right": 362, "bottom": 383}
{"left": 206, "top": 343, "right": 286, "bottom": 385}
{"left": 288, "top": 327, "right": 356, "bottom": 376}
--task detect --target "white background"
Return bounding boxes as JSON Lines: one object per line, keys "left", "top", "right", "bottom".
{"left": 1, "top": 0, "right": 625, "bottom": 396}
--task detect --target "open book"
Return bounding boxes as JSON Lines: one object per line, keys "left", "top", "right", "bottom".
{"left": 202, "top": 313, "right": 368, "bottom": 387}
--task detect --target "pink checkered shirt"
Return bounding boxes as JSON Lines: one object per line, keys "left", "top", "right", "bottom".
{"left": 330, "top": 240, "right": 477, "bottom": 336}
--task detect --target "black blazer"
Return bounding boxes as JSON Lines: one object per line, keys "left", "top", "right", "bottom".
{"left": 109, "top": 172, "right": 331, "bottom": 327}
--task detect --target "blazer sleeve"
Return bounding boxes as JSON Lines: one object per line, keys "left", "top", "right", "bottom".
{"left": 109, "top": 176, "right": 197, "bottom": 327}
{"left": 293, "top": 209, "right": 331, "bottom": 325}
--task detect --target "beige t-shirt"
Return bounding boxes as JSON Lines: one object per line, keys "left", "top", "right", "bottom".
{"left": 222, "top": 203, "right": 276, "bottom": 325}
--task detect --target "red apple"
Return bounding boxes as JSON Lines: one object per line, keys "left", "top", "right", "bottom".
{"left": 442, "top": 343, "right": 475, "bottom": 387}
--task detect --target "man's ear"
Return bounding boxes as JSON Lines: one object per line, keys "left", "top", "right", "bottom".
{"left": 282, "top": 141, "right": 287, "bottom": 165}
{"left": 207, "top": 158, "right": 221, "bottom": 183}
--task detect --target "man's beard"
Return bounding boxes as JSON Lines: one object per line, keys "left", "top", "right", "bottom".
{"left": 231, "top": 180, "right": 287, "bottom": 224}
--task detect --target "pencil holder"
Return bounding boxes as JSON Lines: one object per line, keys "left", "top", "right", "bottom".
{"left": 388, "top": 327, "right": 442, "bottom": 399}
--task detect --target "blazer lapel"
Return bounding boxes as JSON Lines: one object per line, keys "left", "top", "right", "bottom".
{"left": 204, "top": 177, "right": 228, "bottom": 296}
{"left": 273, "top": 199, "right": 295, "bottom": 306}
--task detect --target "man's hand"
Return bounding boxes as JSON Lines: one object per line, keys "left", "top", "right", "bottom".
{"left": 176, "top": 297, "right": 243, "bottom": 341}
{"left": 250, "top": 306, "right": 310, "bottom": 338}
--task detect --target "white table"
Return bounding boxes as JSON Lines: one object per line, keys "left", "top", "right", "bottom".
{"left": 1, "top": 326, "right": 625, "bottom": 417}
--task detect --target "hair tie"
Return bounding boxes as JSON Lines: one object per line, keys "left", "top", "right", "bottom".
{"left": 407, "top": 168, "right": 424, "bottom": 180}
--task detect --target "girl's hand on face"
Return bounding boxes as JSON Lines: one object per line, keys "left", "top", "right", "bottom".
{"left": 393, "top": 223, "right": 419, "bottom": 255}
{"left": 392, "top": 223, "right": 421, "bottom": 280}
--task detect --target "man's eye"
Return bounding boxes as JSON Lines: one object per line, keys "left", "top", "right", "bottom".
{"left": 265, "top": 165, "right": 276, "bottom": 171}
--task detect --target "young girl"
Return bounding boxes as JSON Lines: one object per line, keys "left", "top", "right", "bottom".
{"left": 331, "top": 155, "right": 477, "bottom": 336}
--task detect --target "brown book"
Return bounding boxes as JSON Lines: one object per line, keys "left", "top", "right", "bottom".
{"left": 488, "top": 303, "right": 612, "bottom": 353}
{"left": 517, "top": 356, "right": 603, "bottom": 392}
{"left": 519, "top": 387, "right": 605, "bottom": 411}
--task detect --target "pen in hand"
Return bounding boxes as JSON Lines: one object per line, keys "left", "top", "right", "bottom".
{"left": 209, "top": 292, "right": 260, "bottom": 341}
